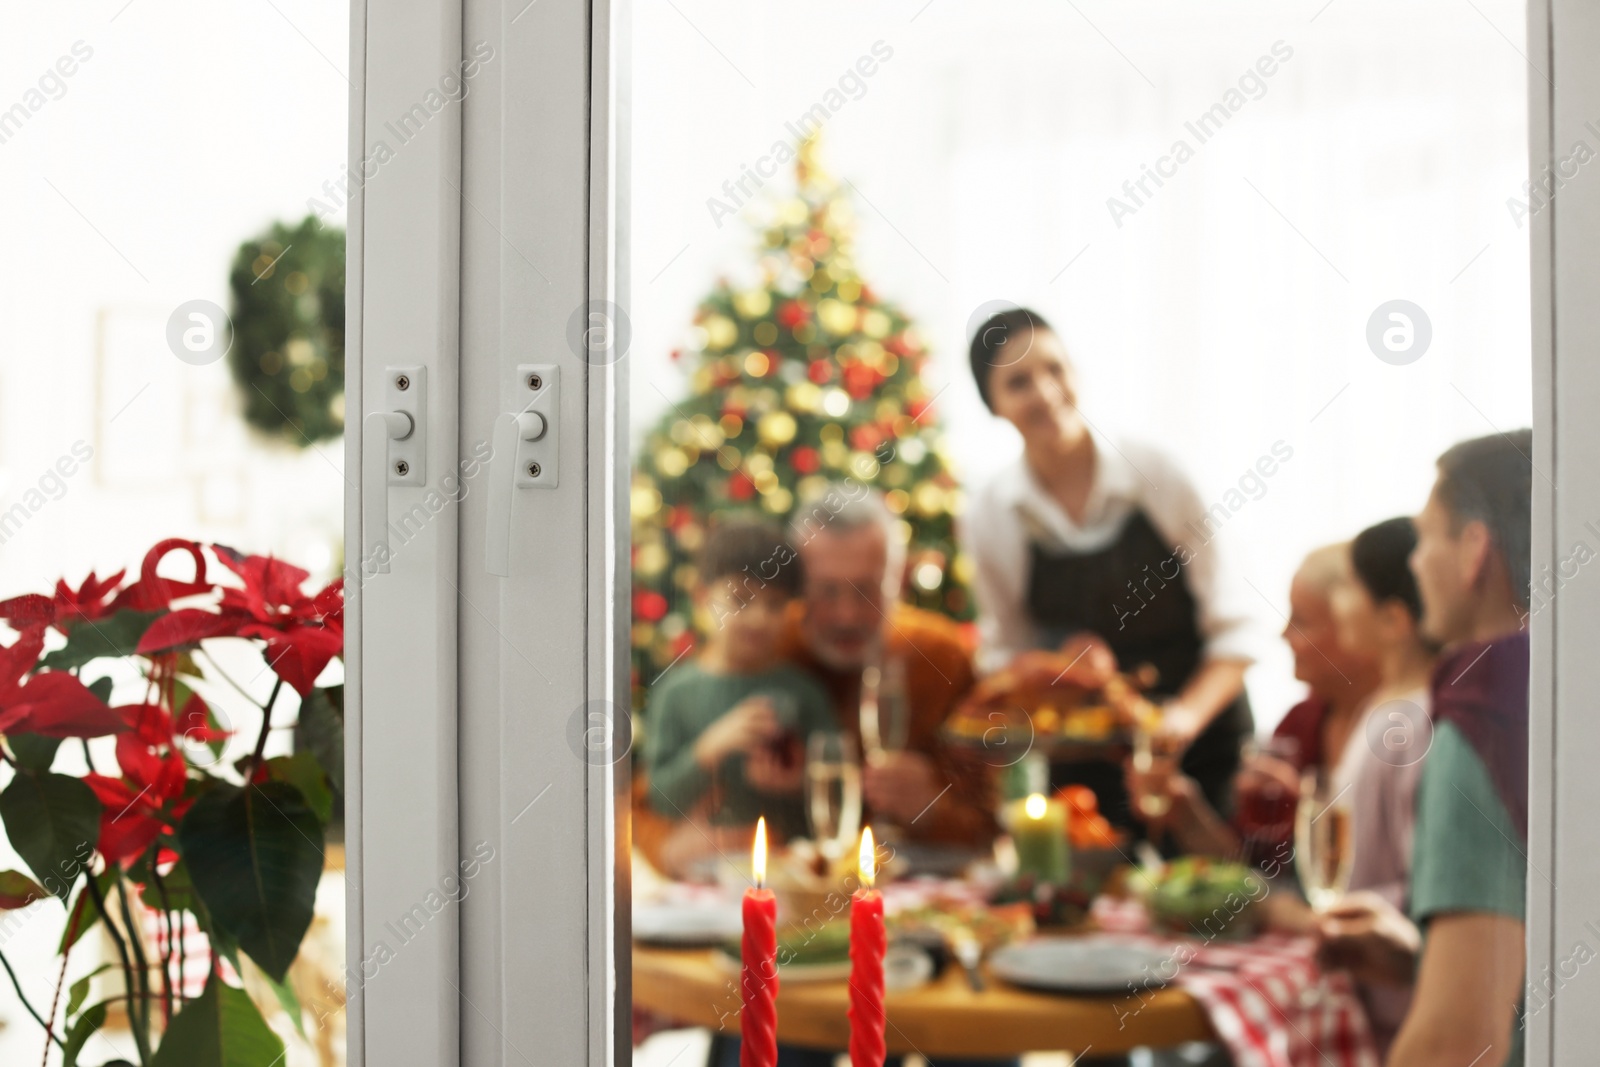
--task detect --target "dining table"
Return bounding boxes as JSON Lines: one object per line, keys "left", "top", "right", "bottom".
{"left": 632, "top": 877, "right": 1382, "bottom": 1067}
{"left": 633, "top": 939, "right": 1216, "bottom": 1059}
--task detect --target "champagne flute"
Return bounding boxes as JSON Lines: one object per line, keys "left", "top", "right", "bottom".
{"left": 1294, "top": 769, "right": 1353, "bottom": 1008}
{"left": 860, "top": 658, "right": 909, "bottom": 766}
{"left": 1294, "top": 770, "right": 1353, "bottom": 911}
{"left": 877, "top": 658, "right": 911, "bottom": 753}
{"left": 1130, "top": 727, "right": 1174, "bottom": 820}
{"left": 805, "top": 733, "right": 863, "bottom": 861}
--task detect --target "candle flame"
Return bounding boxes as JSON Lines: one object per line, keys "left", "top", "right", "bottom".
{"left": 858, "top": 826, "right": 876, "bottom": 888}
{"left": 1025, "top": 792, "right": 1047, "bottom": 820}
{"left": 753, "top": 816, "right": 767, "bottom": 887}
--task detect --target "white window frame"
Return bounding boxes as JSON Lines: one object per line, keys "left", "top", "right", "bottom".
{"left": 343, "top": 0, "right": 1594, "bottom": 1063}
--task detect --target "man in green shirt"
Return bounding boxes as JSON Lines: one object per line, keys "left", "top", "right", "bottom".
{"left": 1321, "top": 430, "right": 1532, "bottom": 1067}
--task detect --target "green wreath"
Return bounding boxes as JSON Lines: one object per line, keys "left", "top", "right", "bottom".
{"left": 227, "top": 216, "right": 346, "bottom": 444}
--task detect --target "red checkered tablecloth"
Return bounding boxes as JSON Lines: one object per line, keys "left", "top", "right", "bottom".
{"left": 1091, "top": 896, "right": 1379, "bottom": 1067}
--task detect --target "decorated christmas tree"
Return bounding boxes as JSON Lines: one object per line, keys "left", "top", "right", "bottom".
{"left": 630, "top": 138, "right": 974, "bottom": 708}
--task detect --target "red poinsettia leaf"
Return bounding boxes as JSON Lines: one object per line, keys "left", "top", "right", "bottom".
{"left": 114, "top": 731, "right": 165, "bottom": 791}
{"left": 175, "top": 692, "right": 230, "bottom": 743}
{"left": 217, "top": 550, "right": 310, "bottom": 599}
{"left": 0, "top": 626, "right": 46, "bottom": 702}
{"left": 113, "top": 539, "right": 213, "bottom": 612}
{"left": 83, "top": 773, "right": 136, "bottom": 810}
{"left": 117, "top": 703, "right": 175, "bottom": 748}
{"left": 250, "top": 625, "right": 342, "bottom": 697}
{"left": 3, "top": 672, "right": 125, "bottom": 739}
{"left": 0, "top": 869, "right": 47, "bottom": 910}
{"left": 52, "top": 570, "right": 126, "bottom": 628}
{"left": 310, "top": 579, "right": 344, "bottom": 628}
{"left": 83, "top": 773, "right": 165, "bottom": 865}
{"left": 0, "top": 595, "right": 56, "bottom": 630}
{"left": 136, "top": 608, "right": 249, "bottom": 654}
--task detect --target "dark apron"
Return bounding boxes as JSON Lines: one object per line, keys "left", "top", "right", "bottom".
{"left": 1024, "top": 508, "right": 1253, "bottom": 834}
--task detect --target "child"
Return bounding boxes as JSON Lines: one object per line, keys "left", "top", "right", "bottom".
{"left": 646, "top": 517, "right": 835, "bottom": 841}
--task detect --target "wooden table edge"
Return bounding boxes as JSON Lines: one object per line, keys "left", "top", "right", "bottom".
{"left": 633, "top": 943, "right": 1215, "bottom": 1057}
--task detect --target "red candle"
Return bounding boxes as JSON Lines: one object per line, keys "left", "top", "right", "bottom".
{"left": 848, "top": 827, "right": 887, "bottom": 1067}
{"left": 741, "top": 817, "right": 779, "bottom": 1067}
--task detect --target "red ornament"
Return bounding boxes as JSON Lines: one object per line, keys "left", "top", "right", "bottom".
{"left": 633, "top": 590, "right": 668, "bottom": 622}
{"left": 906, "top": 398, "right": 933, "bottom": 422}
{"left": 849, "top": 425, "right": 883, "bottom": 453}
{"left": 791, "top": 446, "right": 820, "bottom": 474}
{"left": 727, "top": 472, "right": 756, "bottom": 501}
{"left": 777, "top": 300, "right": 811, "bottom": 329}
{"left": 807, "top": 360, "right": 833, "bottom": 385}
{"left": 843, "top": 363, "right": 881, "bottom": 400}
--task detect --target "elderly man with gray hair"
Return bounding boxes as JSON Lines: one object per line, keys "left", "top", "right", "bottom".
{"left": 775, "top": 482, "right": 998, "bottom": 848}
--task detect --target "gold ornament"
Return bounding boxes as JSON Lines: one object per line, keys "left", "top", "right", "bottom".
{"left": 733, "top": 289, "right": 772, "bottom": 319}
{"left": 703, "top": 314, "right": 738, "bottom": 350}
{"left": 757, "top": 411, "right": 797, "bottom": 447}
{"left": 817, "top": 299, "right": 857, "bottom": 336}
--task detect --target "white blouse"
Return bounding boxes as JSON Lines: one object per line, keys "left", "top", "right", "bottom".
{"left": 960, "top": 432, "right": 1269, "bottom": 675}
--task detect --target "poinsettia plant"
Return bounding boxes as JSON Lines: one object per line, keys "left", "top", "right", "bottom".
{"left": 0, "top": 538, "right": 344, "bottom": 1067}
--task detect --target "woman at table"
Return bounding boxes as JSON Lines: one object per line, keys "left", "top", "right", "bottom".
{"left": 962, "top": 307, "right": 1265, "bottom": 828}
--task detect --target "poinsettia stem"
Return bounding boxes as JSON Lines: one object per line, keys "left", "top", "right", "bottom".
{"left": 41, "top": 941, "right": 70, "bottom": 1067}
{"left": 85, "top": 874, "right": 149, "bottom": 1066}
{"left": 249, "top": 677, "right": 285, "bottom": 779}
{"left": 112, "top": 875, "right": 154, "bottom": 1063}
{"left": 150, "top": 865, "right": 176, "bottom": 1022}
{"left": 0, "top": 949, "right": 66, "bottom": 1050}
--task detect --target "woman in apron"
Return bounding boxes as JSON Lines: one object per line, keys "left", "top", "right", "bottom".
{"left": 961, "top": 307, "right": 1263, "bottom": 830}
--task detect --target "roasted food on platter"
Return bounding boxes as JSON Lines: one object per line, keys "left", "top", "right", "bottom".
{"left": 945, "top": 634, "right": 1162, "bottom": 747}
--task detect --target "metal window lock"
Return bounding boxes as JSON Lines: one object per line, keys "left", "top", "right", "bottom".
{"left": 361, "top": 365, "right": 428, "bottom": 575}
{"left": 486, "top": 363, "right": 559, "bottom": 576}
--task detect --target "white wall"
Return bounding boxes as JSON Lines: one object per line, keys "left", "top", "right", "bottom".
{"left": 629, "top": 0, "right": 1533, "bottom": 727}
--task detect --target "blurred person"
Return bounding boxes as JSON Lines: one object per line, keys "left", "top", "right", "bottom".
{"left": 962, "top": 307, "right": 1265, "bottom": 830}
{"left": 635, "top": 489, "right": 996, "bottom": 877}
{"left": 781, "top": 486, "right": 998, "bottom": 847}
{"left": 1320, "top": 430, "right": 1532, "bottom": 1067}
{"left": 1320, "top": 517, "right": 1436, "bottom": 1051}
{"left": 1129, "top": 543, "right": 1381, "bottom": 860}
{"left": 644, "top": 517, "right": 836, "bottom": 844}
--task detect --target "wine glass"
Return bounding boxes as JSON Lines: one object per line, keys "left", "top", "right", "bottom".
{"left": 1130, "top": 726, "right": 1175, "bottom": 821}
{"left": 860, "top": 658, "right": 910, "bottom": 764}
{"left": 805, "top": 733, "right": 863, "bottom": 861}
{"left": 1294, "top": 769, "right": 1353, "bottom": 1007}
{"left": 1294, "top": 770, "right": 1353, "bottom": 911}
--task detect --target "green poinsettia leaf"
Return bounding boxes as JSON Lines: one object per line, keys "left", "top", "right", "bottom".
{"left": 62, "top": 1000, "right": 107, "bottom": 1067}
{"left": 6, "top": 733, "right": 62, "bottom": 771}
{"left": 294, "top": 685, "right": 344, "bottom": 795}
{"left": 65, "top": 963, "right": 113, "bottom": 1019}
{"left": 178, "top": 781, "right": 323, "bottom": 982}
{"left": 261, "top": 965, "right": 306, "bottom": 1037}
{"left": 137, "top": 856, "right": 199, "bottom": 914}
{"left": 0, "top": 771, "right": 99, "bottom": 902}
{"left": 58, "top": 871, "right": 115, "bottom": 954}
{"left": 0, "top": 868, "right": 47, "bottom": 909}
{"left": 150, "top": 976, "right": 285, "bottom": 1067}
{"left": 266, "top": 751, "right": 333, "bottom": 826}
{"left": 39, "top": 611, "right": 161, "bottom": 672}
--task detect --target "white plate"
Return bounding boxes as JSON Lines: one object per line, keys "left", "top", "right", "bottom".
{"left": 988, "top": 936, "right": 1176, "bottom": 994}
{"left": 632, "top": 900, "right": 744, "bottom": 946}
